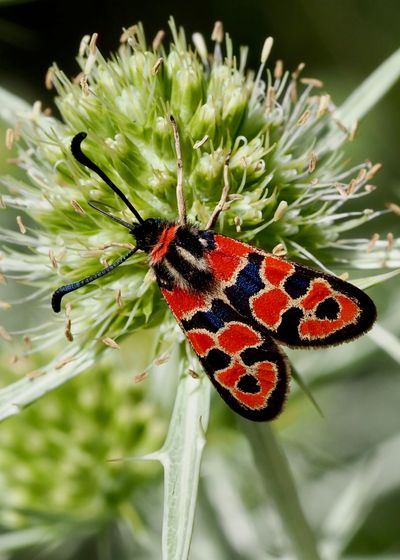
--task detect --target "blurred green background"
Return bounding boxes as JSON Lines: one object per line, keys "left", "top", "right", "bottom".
{"left": 0, "top": 1, "right": 400, "bottom": 559}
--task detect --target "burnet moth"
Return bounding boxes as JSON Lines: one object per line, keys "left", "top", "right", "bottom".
{"left": 52, "top": 117, "right": 377, "bottom": 421}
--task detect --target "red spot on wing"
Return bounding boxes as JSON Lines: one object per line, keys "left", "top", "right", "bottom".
{"left": 207, "top": 235, "right": 252, "bottom": 282}
{"left": 151, "top": 225, "right": 178, "bottom": 263}
{"left": 216, "top": 360, "right": 277, "bottom": 410}
{"left": 187, "top": 331, "right": 215, "bottom": 356}
{"left": 207, "top": 250, "right": 241, "bottom": 282}
{"left": 336, "top": 294, "right": 359, "bottom": 323}
{"left": 237, "top": 362, "right": 276, "bottom": 409}
{"left": 263, "top": 256, "right": 294, "bottom": 286}
{"left": 218, "top": 323, "right": 261, "bottom": 354}
{"left": 214, "top": 235, "right": 252, "bottom": 257}
{"left": 252, "top": 288, "right": 290, "bottom": 328}
{"left": 161, "top": 287, "right": 206, "bottom": 319}
{"left": 216, "top": 360, "right": 247, "bottom": 388}
{"left": 299, "top": 294, "right": 359, "bottom": 339}
{"left": 300, "top": 279, "right": 331, "bottom": 311}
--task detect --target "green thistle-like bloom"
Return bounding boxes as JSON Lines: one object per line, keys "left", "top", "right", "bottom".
{"left": 1, "top": 18, "right": 400, "bottom": 560}
{"left": 0, "top": 21, "right": 392, "bottom": 364}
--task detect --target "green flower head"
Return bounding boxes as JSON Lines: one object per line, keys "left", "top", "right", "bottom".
{"left": 0, "top": 19, "right": 391, "bottom": 372}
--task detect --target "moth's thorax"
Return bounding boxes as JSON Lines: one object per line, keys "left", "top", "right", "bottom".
{"left": 136, "top": 221, "right": 216, "bottom": 292}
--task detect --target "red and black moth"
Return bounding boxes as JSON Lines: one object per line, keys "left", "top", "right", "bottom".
{"left": 52, "top": 118, "right": 377, "bottom": 421}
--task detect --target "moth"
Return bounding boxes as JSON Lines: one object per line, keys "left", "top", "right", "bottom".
{"left": 52, "top": 117, "right": 376, "bottom": 421}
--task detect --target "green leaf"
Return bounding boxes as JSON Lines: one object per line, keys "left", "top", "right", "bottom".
{"left": 337, "top": 48, "right": 400, "bottom": 125}
{"left": 0, "top": 349, "right": 95, "bottom": 422}
{"left": 352, "top": 268, "right": 400, "bottom": 290}
{"left": 324, "top": 48, "right": 400, "bottom": 151}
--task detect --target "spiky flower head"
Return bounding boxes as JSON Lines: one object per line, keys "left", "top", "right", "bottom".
{"left": 1, "top": 19, "right": 393, "bottom": 378}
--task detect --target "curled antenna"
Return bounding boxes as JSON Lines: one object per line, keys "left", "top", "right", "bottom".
{"left": 51, "top": 134, "right": 143, "bottom": 312}
{"left": 51, "top": 246, "right": 139, "bottom": 313}
{"left": 71, "top": 132, "right": 144, "bottom": 224}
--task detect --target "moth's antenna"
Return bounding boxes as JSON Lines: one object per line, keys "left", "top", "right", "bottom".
{"left": 71, "top": 132, "right": 144, "bottom": 224}
{"left": 51, "top": 247, "right": 139, "bottom": 313}
{"left": 88, "top": 201, "right": 136, "bottom": 231}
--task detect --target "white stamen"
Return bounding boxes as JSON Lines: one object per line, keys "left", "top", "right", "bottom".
{"left": 273, "top": 201, "right": 288, "bottom": 221}
{"left": 0, "top": 325, "right": 12, "bottom": 341}
{"left": 45, "top": 67, "right": 54, "bottom": 90}
{"left": 55, "top": 356, "right": 74, "bottom": 369}
{"left": 102, "top": 337, "right": 120, "bottom": 349}
{"left": 100, "top": 242, "right": 135, "bottom": 250}
{"left": 48, "top": 250, "right": 58, "bottom": 269}
{"left": 193, "top": 135, "right": 209, "bottom": 149}
{"left": 79, "top": 35, "right": 90, "bottom": 57}
{"left": 133, "top": 372, "right": 148, "bottom": 383}
{"left": 115, "top": 289, "right": 123, "bottom": 307}
{"left": 211, "top": 21, "right": 224, "bottom": 43}
{"left": 300, "top": 77, "right": 323, "bottom": 88}
{"left": 386, "top": 202, "right": 400, "bottom": 216}
{"left": 80, "top": 75, "right": 90, "bottom": 97}
{"left": 152, "top": 57, "right": 164, "bottom": 75}
{"left": 234, "top": 216, "right": 242, "bottom": 233}
{"left": 272, "top": 243, "right": 287, "bottom": 257}
{"left": 16, "top": 216, "right": 26, "bottom": 234}
{"left": 192, "top": 33, "right": 208, "bottom": 64}
{"left": 366, "top": 162, "right": 382, "bottom": 180}
{"left": 367, "top": 233, "right": 380, "bottom": 252}
{"left": 71, "top": 199, "right": 85, "bottom": 214}
{"left": 261, "top": 37, "right": 273, "bottom": 64}
{"left": 5, "top": 128, "right": 14, "bottom": 150}
{"left": 317, "top": 94, "right": 331, "bottom": 116}
{"left": 152, "top": 30, "right": 165, "bottom": 50}
{"left": 308, "top": 151, "right": 317, "bottom": 173}
{"left": 120, "top": 25, "right": 138, "bottom": 43}
{"left": 274, "top": 59, "right": 283, "bottom": 79}
{"left": 297, "top": 109, "right": 311, "bottom": 126}
{"left": 387, "top": 232, "right": 394, "bottom": 252}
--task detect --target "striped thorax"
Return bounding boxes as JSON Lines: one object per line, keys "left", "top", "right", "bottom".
{"left": 132, "top": 221, "right": 215, "bottom": 292}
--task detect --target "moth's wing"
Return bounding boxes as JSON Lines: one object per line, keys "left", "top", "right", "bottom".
{"left": 209, "top": 234, "right": 377, "bottom": 348}
{"left": 161, "top": 285, "right": 289, "bottom": 421}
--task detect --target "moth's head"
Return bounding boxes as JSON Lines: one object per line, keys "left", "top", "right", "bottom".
{"left": 131, "top": 218, "right": 164, "bottom": 252}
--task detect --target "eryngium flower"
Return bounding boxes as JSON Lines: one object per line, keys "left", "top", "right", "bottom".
{"left": 0, "top": 19, "right": 398, "bottom": 414}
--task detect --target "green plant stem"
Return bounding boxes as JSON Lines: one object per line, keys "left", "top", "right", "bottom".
{"left": 159, "top": 369, "right": 210, "bottom": 560}
{"left": 241, "top": 421, "right": 321, "bottom": 560}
